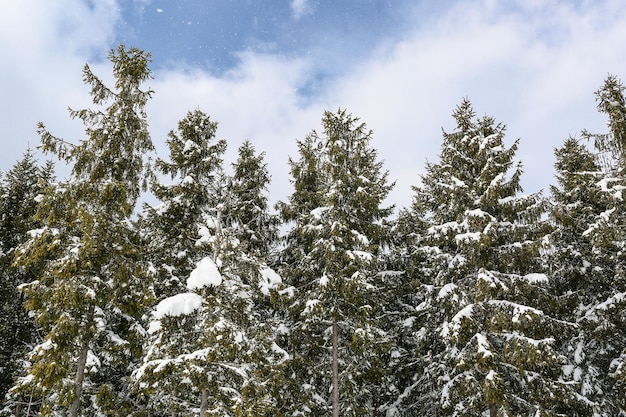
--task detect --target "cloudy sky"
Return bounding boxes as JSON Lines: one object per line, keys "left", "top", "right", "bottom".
{"left": 1, "top": 0, "right": 625, "bottom": 210}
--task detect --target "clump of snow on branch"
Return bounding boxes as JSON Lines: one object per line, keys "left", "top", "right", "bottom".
{"left": 148, "top": 292, "right": 204, "bottom": 334}
{"left": 259, "top": 267, "right": 282, "bottom": 295}
{"left": 521, "top": 273, "right": 548, "bottom": 284}
{"left": 153, "top": 292, "right": 204, "bottom": 320}
{"left": 186, "top": 256, "right": 222, "bottom": 289}
{"left": 441, "top": 304, "right": 474, "bottom": 338}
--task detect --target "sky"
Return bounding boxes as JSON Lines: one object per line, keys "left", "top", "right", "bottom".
{"left": 1, "top": 0, "right": 626, "bottom": 211}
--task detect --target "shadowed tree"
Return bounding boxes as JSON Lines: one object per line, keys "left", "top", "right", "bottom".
{"left": 0, "top": 151, "right": 54, "bottom": 415}
{"left": 12, "top": 45, "right": 155, "bottom": 417}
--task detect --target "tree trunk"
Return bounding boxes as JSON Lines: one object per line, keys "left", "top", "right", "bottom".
{"left": 489, "top": 403, "right": 498, "bottom": 417}
{"left": 200, "top": 388, "right": 208, "bottom": 416}
{"left": 14, "top": 395, "right": 22, "bottom": 417}
{"left": 332, "top": 320, "right": 339, "bottom": 417}
{"left": 213, "top": 205, "right": 223, "bottom": 261}
{"left": 68, "top": 305, "right": 94, "bottom": 417}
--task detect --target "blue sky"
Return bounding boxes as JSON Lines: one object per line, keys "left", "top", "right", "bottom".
{"left": 115, "top": 1, "right": 418, "bottom": 75}
{"left": 1, "top": 0, "right": 626, "bottom": 209}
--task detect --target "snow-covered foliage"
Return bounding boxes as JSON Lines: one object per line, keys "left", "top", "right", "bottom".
{"left": 0, "top": 151, "right": 53, "bottom": 411}
{"left": 391, "top": 98, "right": 582, "bottom": 416}
{"left": 6, "top": 54, "right": 626, "bottom": 417}
{"left": 187, "top": 256, "right": 223, "bottom": 289}
{"left": 547, "top": 132, "right": 626, "bottom": 415}
{"left": 276, "top": 109, "right": 394, "bottom": 416}
{"left": 10, "top": 46, "right": 156, "bottom": 417}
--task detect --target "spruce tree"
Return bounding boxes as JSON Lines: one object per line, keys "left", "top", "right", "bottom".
{"left": 577, "top": 75, "right": 626, "bottom": 414}
{"left": 274, "top": 132, "right": 326, "bottom": 414}
{"left": 586, "top": 75, "right": 626, "bottom": 167}
{"left": 398, "top": 99, "right": 581, "bottom": 416}
{"left": 278, "top": 109, "right": 394, "bottom": 416}
{"left": 545, "top": 137, "right": 621, "bottom": 415}
{"left": 134, "top": 109, "right": 228, "bottom": 415}
{"left": 134, "top": 115, "right": 285, "bottom": 416}
{"left": 142, "top": 109, "right": 226, "bottom": 301}
{"left": 226, "top": 140, "right": 279, "bottom": 258}
{"left": 0, "top": 151, "right": 53, "bottom": 414}
{"left": 11, "top": 45, "right": 155, "bottom": 417}
{"left": 225, "top": 140, "right": 287, "bottom": 414}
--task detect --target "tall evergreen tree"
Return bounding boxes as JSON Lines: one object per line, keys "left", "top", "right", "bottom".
{"left": 11, "top": 45, "right": 155, "bottom": 417}
{"left": 546, "top": 137, "right": 622, "bottom": 415}
{"left": 397, "top": 99, "right": 582, "bottom": 416}
{"left": 0, "top": 151, "right": 54, "bottom": 414}
{"left": 274, "top": 132, "right": 325, "bottom": 414}
{"left": 133, "top": 109, "right": 230, "bottom": 416}
{"left": 134, "top": 115, "right": 285, "bottom": 416}
{"left": 578, "top": 75, "right": 626, "bottom": 415}
{"left": 225, "top": 140, "right": 287, "bottom": 415}
{"left": 226, "top": 140, "right": 279, "bottom": 259}
{"left": 142, "top": 109, "right": 226, "bottom": 301}
{"left": 586, "top": 75, "right": 626, "bottom": 167}
{"left": 278, "top": 109, "right": 394, "bottom": 416}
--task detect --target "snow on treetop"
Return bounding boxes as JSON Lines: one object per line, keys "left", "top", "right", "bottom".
{"left": 187, "top": 256, "right": 222, "bottom": 290}
{"left": 310, "top": 206, "right": 329, "bottom": 219}
{"left": 465, "top": 208, "right": 492, "bottom": 218}
{"left": 488, "top": 299, "right": 543, "bottom": 323}
{"left": 428, "top": 220, "right": 461, "bottom": 237}
{"left": 437, "top": 283, "right": 457, "bottom": 300}
{"left": 597, "top": 176, "right": 625, "bottom": 194}
{"left": 474, "top": 333, "right": 493, "bottom": 358}
{"left": 489, "top": 172, "right": 504, "bottom": 187}
{"left": 347, "top": 250, "right": 373, "bottom": 261}
{"left": 259, "top": 267, "right": 282, "bottom": 296}
{"left": 586, "top": 291, "right": 626, "bottom": 317}
{"left": 477, "top": 270, "right": 509, "bottom": 290}
{"left": 455, "top": 231, "right": 481, "bottom": 243}
{"left": 485, "top": 369, "right": 498, "bottom": 381}
{"left": 450, "top": 176, "right": 465, "bottom": 187}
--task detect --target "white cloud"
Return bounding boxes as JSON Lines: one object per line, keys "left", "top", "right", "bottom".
{"left": 318, "top": 0, "right": 626, "bottom": 207}
{"left": 290, "top": 0, "right": 313, "bottom": 20}
{"left": 4, "top": 0, "right": 626, "bottom": 213}
{"left": 148, "top": 52, "right": 326, "bottom": 203}
{"left": 0, "top": 0, "right": 120, "bottom": 173}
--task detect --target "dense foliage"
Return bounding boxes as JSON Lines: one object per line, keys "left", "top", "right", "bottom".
{"left": 2, "top": 46, "right": 626, "bottom": 416}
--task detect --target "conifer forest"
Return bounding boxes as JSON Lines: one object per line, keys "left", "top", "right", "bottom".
{"left": 3, "top": 45, "right": 626, "bottom": 417}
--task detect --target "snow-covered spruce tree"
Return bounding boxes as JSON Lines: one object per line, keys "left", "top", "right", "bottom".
{"left": 11, "top": 46, "right": 155, "bottom": 417}
{"left": 546, "top": 136, "right": 622, "bottom": 415}
{"left": 133, "top": 109, "right": 228, "bottom": 416}
{"left": 134, "top": 116, "right": 285, "bottom": 416}
{"left": 381, "top": 213, "right": 433, "bottom": 416}
{"left": 141, "top": 109, "right": 226, "bottom": 301}
{"left": 274, "top": 132, "right": 326, "bottom": 414}
{"left": 226, "top": 140, "right": 279, "bottom": 259}
{"left": 224, "top": 140, "right": 287, "bottom": 414}
{"left": 398, "top": 99, "right": 582, "bottom": 416}
{"left": 547, "top": 137, "right": 607, "bottom": 318}
{"left": 586, "top": 74, "right": 626, "bottom": 168}
{"left": 275, "top": 132, "right": 326, "bottom": 297}
{"left": 0, "top": 151, "right": 54, "bottom": 415}
{"left": 577, "top": 75, "right": 626, "bottom": 414}
{"left": 278, "top": 109, "right": 394, "bottom": 416}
